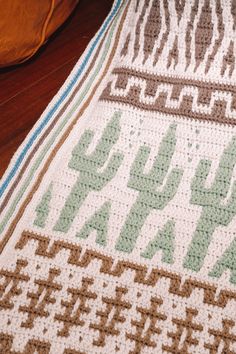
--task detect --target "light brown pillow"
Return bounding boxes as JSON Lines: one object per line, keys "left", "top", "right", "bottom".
{"left": 0, "top": 0, "right": 79, "bottom": 67}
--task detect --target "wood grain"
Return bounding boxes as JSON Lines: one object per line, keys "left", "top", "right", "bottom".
{"left": 0, "top": 0, "right": 113, "bottom": 178}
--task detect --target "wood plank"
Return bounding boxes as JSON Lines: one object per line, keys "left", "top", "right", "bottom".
{"left": 0, "top": 0, "right": 112, "bottom": 178}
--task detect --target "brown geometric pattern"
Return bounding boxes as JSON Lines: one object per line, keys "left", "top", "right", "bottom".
{"left": 162, "top": 308, "right": 203, "bottom": 353}
{"left": 0, "top": 230, "right": 235, "bottom": 353}
{"left": 19, "top": 267, "right": 62, "bottom": 329}
{"left": 2, "top": 1, "right": 236, "bottom": 353}
{"left": 0, "top": 332, "right": 51, "bottom": 354}
{"left": 15, "top": 231, "right": 236, "bottom": 308}
{"left": 101, "top": 67, "right": 236, "bottom": 125}
{"left": 124, "top": 0, "right": 236, "bottom": 78}
{"left": 90, "top": 286, "right": 131, "bottom": 346}
{"left": 55, "top": 277, "right": 97, "bottom": 337}
{"left": 0, "top": 259, "right": 29, "bottom": 310}
{"left": 126, "top": 297, "right": 166, "bottom": 354}
{"left": 0, "top": 332, "right": 85, "bottom": 354}
{"left": 204, "top": 319, "right": 236, "bottom": 354}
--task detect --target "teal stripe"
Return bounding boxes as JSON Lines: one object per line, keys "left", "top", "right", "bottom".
{"left": 0, "top": 0, "right": 122, "bottom": 197}
{"left": 0, "top": 8, "right": 121, "bottom": 235}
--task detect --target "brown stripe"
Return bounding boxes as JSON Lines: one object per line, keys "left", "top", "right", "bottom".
{"left": 102, "top": 88, "right": 236, "bottom": 125}
{"left": 194, "top": 0, "right": 213, "bottom": 71}
{"left": 135, "top": 0, "right": 140, "bottom": 13}
{"left": 111, "top": 66, "right": 236, "bottom": 94}
{"left": 153, "top": 0, "right": 170, "bottom": 65}
{"left": 167, "top": 35, "right": 179, "bottom": 69}
{"left": 132, "top": 0, "right": 149, "bottom": 61}
{"left": 231, "top": 0, "right": 236, "bottom": 30}
{"left": 0, "top": 11, "right": 114, "bottom": 215}
{"left": 101, "top": 87, "right": 234, "bottom": 125}
{"left": 221, "top": 40, "right": 235, "bottom": 78}
{"left": 185, "top": 0, "right": 199, "bottom": 70}
{"left": 100, "top": 67, "right": 236, "bottom": 125}
{"left": 205, "top": 0, "right": 224, "bottom": 74}
{"left": 120, "top": 32, "right": 130, "bottom": 57}
{"left": 16, "top": 229, "right": 236, "bottom": 307}
{"left": 0, "top": 1, "right": 130, "bottom": 254}
{"left": 174, "top": 0, "right": 186, "bottom": 24}
{"left": 143, "top": 0, "right": 161, "bottom": 63}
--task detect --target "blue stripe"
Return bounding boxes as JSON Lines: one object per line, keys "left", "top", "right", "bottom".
{"left": 0, "top": 0, "right": 122, "bottom": 198}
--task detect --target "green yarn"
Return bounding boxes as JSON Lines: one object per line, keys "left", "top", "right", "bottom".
{"left": 0, "top": 14, "right": 120, "bottom": 236}
{"left": 184, "top": 136, "right": 236, "bottom": 272}
{"left": 115, "top": 124, "right": 183, "bottom": 253}
{"left": 141, "top": 219, "right": 175, "bottom": 263}
{"left": 54, "top": 112, "right": 124, "bottom": 233}
{"left": 34, "top": 184, "right": 53, "bottom": 228}
{"left": 77, "top": 202, "right": 111, "bottom": 246}
{"left": 209, "top": 238, "right": 236, "bottom": 284}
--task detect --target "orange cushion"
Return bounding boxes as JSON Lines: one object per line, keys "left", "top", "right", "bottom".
{"left": 0, "top": 0, "right": 78, "bottom": 67}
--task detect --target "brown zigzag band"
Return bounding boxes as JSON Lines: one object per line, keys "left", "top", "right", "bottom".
{"left": 100, "top": 67, "right": 236, "bottom": 125}
{"left": 15, "top": 230, "right": 236, "bottom": 309}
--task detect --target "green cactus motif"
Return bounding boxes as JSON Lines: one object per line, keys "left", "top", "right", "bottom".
{"left": 34, "top": 183, "right": 53, "bottom": 228}
{"left": 141, "top": 219, "right": 175, "bottom": 263}
{"left": 184, "top": 136, "right": 236, "bottom": 272}
{"left": 54, "top": 112, "right": 124, "bottom": 233}
{"left": 77, "top": 201, "right": 111, "bottom": 246}
{"left": 209, "top": 238, "right": 236, "bottom": 284}
{"left": 115, "top": 124, "right": 183, "bottom": 253}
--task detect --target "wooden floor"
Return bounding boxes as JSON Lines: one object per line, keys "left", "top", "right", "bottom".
{"left": 0, "top": 0, "right": 112, "bottom": 178}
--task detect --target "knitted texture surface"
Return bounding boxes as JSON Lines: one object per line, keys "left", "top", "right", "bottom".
{"left": 1, "top": 1, "right": 236, "bottom": 353}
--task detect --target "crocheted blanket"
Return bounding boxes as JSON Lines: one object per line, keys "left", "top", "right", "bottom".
{"left": 1, "top": 1, "right": 236, "bottom": 353}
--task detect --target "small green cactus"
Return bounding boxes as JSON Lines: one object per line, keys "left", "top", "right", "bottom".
{"left": 141, "top": 219, "right": 175, "bottom": 263}
{"left": 209, "top": 237, "right": 236, "bottom": 284}
{"left": 34, "top": 183, "right": 53, "bottom": 228}
{"left": 54, "top": 112, "right": 124, "bottom": 233}
{"left": 184, "top": 136, "right": 236, "bottom": 272}
{"left": 77, "top": 201, "right": 111, "bottom": 246}
{"left": 116, "top": 124, "right": 183, "bottom": 253}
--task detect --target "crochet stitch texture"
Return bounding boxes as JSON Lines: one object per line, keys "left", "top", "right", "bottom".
{"left": 1, "top": 1, "right": 236, "bottom": 353}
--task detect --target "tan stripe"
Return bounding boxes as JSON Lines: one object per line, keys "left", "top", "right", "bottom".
{"left": 0, "top": 22, "right": 111, "bottom": 214}
{"left": 0, "top": 1, "right": 130, "bottom": 255}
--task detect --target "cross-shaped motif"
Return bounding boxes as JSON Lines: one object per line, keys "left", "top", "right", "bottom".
{"left": 204, "top": 319, "right": 236, "bottom": 353}
{"left": 0, "top": 259, "right": 29, "bottom": 310}
{"left": 127, "top": 296, "right": 167, "bottom": 354}
{"left": 162, "top": 307, "right": 203, "bottom": 353}
{"left": 19, "top": 268, "right": 62, "bottom": 328}
{"left": 90, "top": 286, "right": 131, "bottom": 346}
{"left": 55, "top": 277, "right": 97, "bottom": 337}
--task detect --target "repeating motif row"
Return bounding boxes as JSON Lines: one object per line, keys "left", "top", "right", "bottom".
{"left": 32, "top": 113, "right": 236, "bottom": 284}
{"left": 0, "top": 231, "right": 236, "bottom": 353}
{"left": 121, "top": 0, "right": 236, "bottom": 80}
